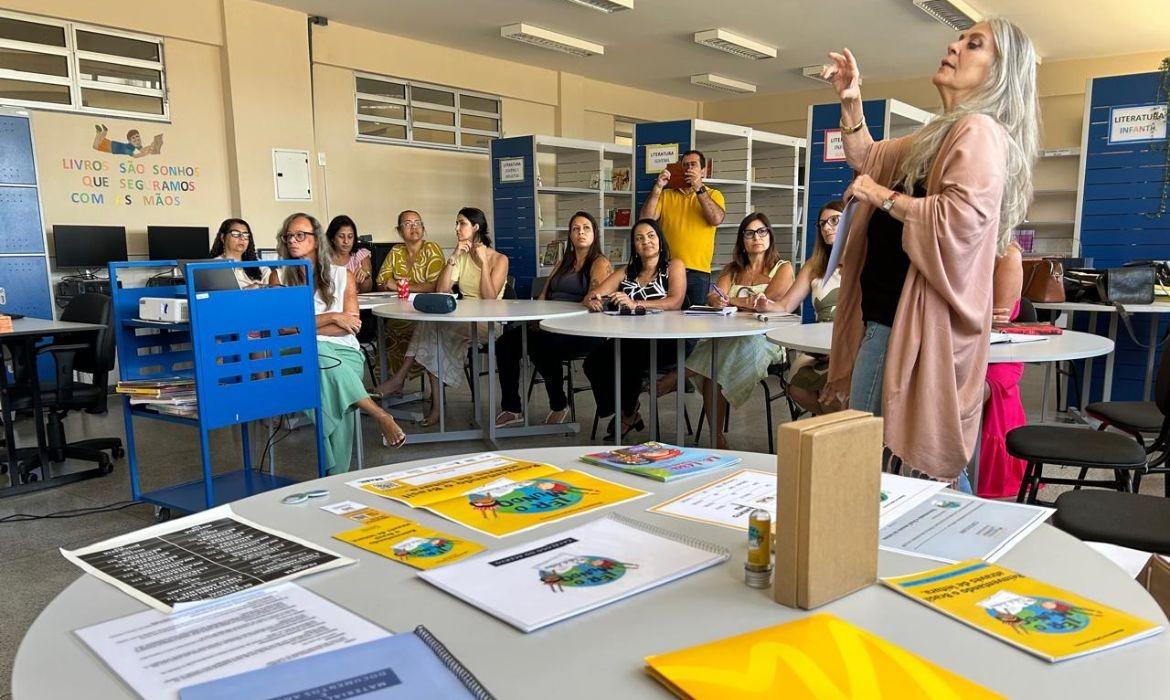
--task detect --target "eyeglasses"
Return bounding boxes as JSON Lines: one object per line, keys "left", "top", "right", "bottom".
{"left": 281, "top": 231, "right": 316, "bottom": 243}
{"left": 227, "top": 230, "right": 251, "bottom": 239}
{"left": 818, "top": 215, "right": 841, "bottom": 229}
{"left": 400, "top": 221, "right": 424, "bottom": 229}
{"left": 743, "top": 227, "right": 771, "bottom": 239}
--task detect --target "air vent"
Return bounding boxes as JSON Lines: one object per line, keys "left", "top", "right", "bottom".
{"left": 563, "top": 0, "right": 633, "bottom": 12}
{"left": 801, "top": 64, "right": 830, "bottom": 83}
{"left": 690, "top": 73, "right": 756, "bottom": 94}
{"left": 693, "top": 29, "right": 776, "bottom": 60}
{"left": 501, "top": 23, "right": 604, "bottom": 57}
{"left": 912, "top": 0, "right": 982, "bottom": 30}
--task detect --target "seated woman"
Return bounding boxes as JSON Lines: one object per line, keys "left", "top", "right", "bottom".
{"left": 277, "top": 212, "right": 406, "bottom": 474}
{"left": 495, "top": 211, "right": 612, "bottom": 427}
{"left": 326, "top": 215, "right": 373, "bottom": 293}
{"left": 209, "top": 217, "right": 271, "bottom": 289}
{"left": 377, "top": 207, "right": 508, "bottom": 427}
{"left": 685, "top": 213, "right": 794, "bottom": 448}
{"left": 373, "top": 210, "right": 445, "bottom": 383}
{"left": 978, "top": 241, "right": 1027, "bottom": 498}
{"left": 583, "top": 219, "right": 687, "bottom": 440}
{"left": 755, "top": 200, "right": 845, "bottom": 415}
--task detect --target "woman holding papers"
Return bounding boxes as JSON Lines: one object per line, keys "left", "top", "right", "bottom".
{"left": 583, "top": 219, "right": 687, "bottom": 441}
{"left": 376, "top": 207, "right": 509, "bottom": 427}
{"left": 494, "top": 211, "right": 612, "bottom": 427}
{"left": 277, "top": 212, "right": 407, "bottom": 472}
{"left": 680, "top": 213, "right": 793, "bottom": 448}
{"left": 979, "top": 242, "right": 1028, "bottom": 497}
{"left": 820, "top": 18, "right": 1040, "bottom": 490}
{"left": 756, "top": 200, "right": 846, "bottom": 415}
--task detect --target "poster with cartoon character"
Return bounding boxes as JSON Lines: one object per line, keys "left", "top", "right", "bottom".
{"left": 331, "top": 510, "right": 483, "bottom": 570}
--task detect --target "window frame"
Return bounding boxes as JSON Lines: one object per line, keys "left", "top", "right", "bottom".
{"left": 354, "top": 71, "right": 501, "bottom": 154}
{"left": 0, "top": 9, "right": 168, "bottom": 121}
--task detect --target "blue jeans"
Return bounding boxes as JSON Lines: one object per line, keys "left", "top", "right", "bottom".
{"left": 850, "top": 321, "right": 891, "bottom": 416}
{"left": 956, "top": 470, "right": 974, "bottom": 494}
{"left": 684, "top": 269, "right": 710, "bottom": 310}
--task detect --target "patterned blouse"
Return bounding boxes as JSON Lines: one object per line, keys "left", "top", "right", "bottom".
{"left": 375, "top": 241, "right": 444, "bottom": 288}
{"left": 619, "top": 269, "right": 669, "bottom": 301}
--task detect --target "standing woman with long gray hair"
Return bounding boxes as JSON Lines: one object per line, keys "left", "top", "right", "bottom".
{"left": 820, "top": 18, "right": 1040, "bottom": 491}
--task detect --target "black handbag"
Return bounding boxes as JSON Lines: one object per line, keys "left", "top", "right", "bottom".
{"left": 1064, "top": 265, "right": 1156, "bottom": 305}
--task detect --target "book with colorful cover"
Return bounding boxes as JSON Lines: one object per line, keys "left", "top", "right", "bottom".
{"left": 644, "top": 613, "right": 1003, "bottom": 699}
{"left": 347, "top": 454, "right": 647, "bottom": 538}
{"left": 419, "top": 513, "right": 728, "bottom": 633}
{"left": 992, "top": 321, "right": 1062, "bottom": 335}
{"left": 332, "top": 511, "right": 485, "bottom": 570}
{"left": 882, "top": 560, "right": 1163, "bottom": 662}
{"left": 580, "top": 442, "right": 740, "bottom": 482}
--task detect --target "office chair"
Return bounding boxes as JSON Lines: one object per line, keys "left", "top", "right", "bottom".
{"left": 10, "top": 294, "right": 123, "bottom": 475}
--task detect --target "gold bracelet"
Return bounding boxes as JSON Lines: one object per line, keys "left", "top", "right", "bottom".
{"left": 839, "top": 114, "right": 866, "bottom": 135}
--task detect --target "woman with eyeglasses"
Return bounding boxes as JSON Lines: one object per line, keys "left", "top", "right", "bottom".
{"left": 494, "top": 211, "right": 613, "bottom": 427}
{"left": 209, "top": 218, "right": 271, "bottom": 289}
{"left": 755, "top": 200, "right": 845, "bottom": 415}
{"left": 277, "top": 212, "right": 406, "bottom": 473}
{"left": 681, "top": 213, "right": 794, "bottom": 449}
{"left": 325, "top": 215, "right": 373, "bottom": 293}
{"left": 378, "top": 207, "right": 508, "bottom": 427}
{"left": 373, "top": 210, "right": 445, "bottom": 383}
{"left": 582, "top": 219, "right": 687, "bottom": 441}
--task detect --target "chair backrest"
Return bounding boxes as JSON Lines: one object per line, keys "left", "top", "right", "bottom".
{"left": 1156, "top": 343, "right": 1170, "bottom": 417}
{"left": 59, "top": 293, "right": 115, "bottom": 376}
{"left": 370, "top": 242, "right": 397, "bottom": 283}
{"left": 530, "top": 276, "right": 549, "bottom": 300}
{"left": 504, "top": 275, "right": 517, "bottom": 300}
{"left": 1016, "top": 297, "right": 1038, "bottom": 323}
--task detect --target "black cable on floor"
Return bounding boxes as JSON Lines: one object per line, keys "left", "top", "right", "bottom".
{"left": 0, "top": 499, "right": 143, "bottom": 524}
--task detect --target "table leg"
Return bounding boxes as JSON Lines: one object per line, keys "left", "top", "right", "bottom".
{"left": 649, "top": 339, "right": 658, "bottom": 440}
{"left": 708, "top": 338, "right": 719, "bottom": 449}
{"left": 1081, "top": 311, "right": 1098, "bottom": 411}
{"left": 1040, "top": 363, "right": 1051, "bottom": 424}
{"left": 0, "top": 342, "right": 19, "bottom": 486}
{"left": 437, "top": 324, "right": 446, "bottom": 433}
{"left": 676, "top": 340, "right": 685, "bottom": 446}
{"left": 241, "top": 421, "right": 254, "bottom": 492}
{"left": 1102, "top": 313, "right": 1117, "bottom": 403}
{"left": 486, "top": 321, "right": 499, "bottom": 447}
{"left": 470, "top": 322, "right": 481, "bottom": 428}
{"left": 377, "top": 315, "right": 387, "bottom": 394}
{"left": 1144, "top": 316, "right": 1158, "bottom": 401}
{"left": 521, "top": 323, "right": 530, "bottom": 427}
{"left": 23, "top": 337, "right": 52, "bottom": 475}
{"left": 614, "top": 339, "right": 621, "bottom": 447}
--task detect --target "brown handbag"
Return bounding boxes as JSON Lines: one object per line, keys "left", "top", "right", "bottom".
{"left": 1021, "top": 258, "right": 1065, "bottom": 303}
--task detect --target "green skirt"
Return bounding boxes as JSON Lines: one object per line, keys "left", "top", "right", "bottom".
{"left": 685, "top": 335, "right": 785, "bottom": 407}
{"left": 311, "top": 341, "right": 368, "bottom": 475}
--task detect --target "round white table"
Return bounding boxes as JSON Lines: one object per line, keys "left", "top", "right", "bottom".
{"left": 540, "top": 312, "right": 799, "bottom": 447}
{"left": 371, "top": 299, "right": 589, "bottom": 445}
{"left": 14, "top": 448, "right": 1169, "bottom": 699}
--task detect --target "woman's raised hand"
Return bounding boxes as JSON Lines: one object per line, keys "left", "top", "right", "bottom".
{"left": 822, "top": 48, "right": 862, "bottom": 103}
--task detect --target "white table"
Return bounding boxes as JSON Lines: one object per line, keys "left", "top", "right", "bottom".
{"left": 541, "top": 312, "right": 798, "bottom": 447}
{"left": 15, "top": 447, "right": 1170, "bottom": 699}
{"left": 372, "top": 299, "right": 588, "bottom": 445}
{"left": 1033, "top": 301, "right": 1170, "bottom": 408}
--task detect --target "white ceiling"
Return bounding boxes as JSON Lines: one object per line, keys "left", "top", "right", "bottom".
{"left": 265, "top": 0, "right": 1170, "bottom": 100}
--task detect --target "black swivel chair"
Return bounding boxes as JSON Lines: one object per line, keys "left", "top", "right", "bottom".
{"left": 10, "top": 294, "right": 123, "bottom": 477}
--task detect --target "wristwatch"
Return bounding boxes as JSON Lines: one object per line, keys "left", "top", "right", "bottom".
{"left": 880, "top": 191, "right": 901, "bottom": 213}
{"left": 695, "top": 186, "right": 708, "bottom": 196}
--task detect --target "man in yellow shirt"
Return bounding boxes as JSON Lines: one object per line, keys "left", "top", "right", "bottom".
{"left": 639, "top": 149, "right": 726, "bottom": 308}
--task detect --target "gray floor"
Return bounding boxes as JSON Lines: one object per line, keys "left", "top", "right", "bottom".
{"left": 0, "top": 363, "right": 1160, "bottom": 696}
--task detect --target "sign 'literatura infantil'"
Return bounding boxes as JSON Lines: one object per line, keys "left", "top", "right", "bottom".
{"left": 59, "top": 122, "right": 199, "bottom": 207}
{"left": 1108, "top": 104, "right": 1168, "bottom": 144}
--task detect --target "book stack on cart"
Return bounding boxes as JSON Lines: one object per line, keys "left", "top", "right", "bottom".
{"left": 116, "top": 378, "right": 197, "bottom": 418}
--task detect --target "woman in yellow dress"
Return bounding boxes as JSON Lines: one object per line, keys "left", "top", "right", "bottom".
{"left": 373, "top": 210, "right": 445, "bottom": 382}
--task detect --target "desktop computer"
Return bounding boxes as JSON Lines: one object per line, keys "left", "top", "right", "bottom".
{"left": 147, "top": 226, "right": 211, "bottom": 261}
{"left": 52, "top": 225, "right": 127, "bottom": 275}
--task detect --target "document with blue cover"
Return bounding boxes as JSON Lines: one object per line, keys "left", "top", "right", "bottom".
{"left": 180, "top": 626, "right": 495, "bottom": 699}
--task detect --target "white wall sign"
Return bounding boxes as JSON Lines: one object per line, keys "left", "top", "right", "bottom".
{"left": 498, "top": 156, "right": 525, "bottom": 184}
{"left": 644, "top": 143, "right": 679, "bottom": 174}
{"left": 823, "top": 128, "right": 846, "bottom": 162}
{"left": 1108, "top": 104, "right": 1167, "bottom": 144}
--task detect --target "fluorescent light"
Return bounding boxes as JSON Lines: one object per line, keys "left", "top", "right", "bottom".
{"left": 501, "top": 23, "right": 604, "bottom": 57}
{"left": 912, "top": 0, "right": 982, "bottom": 30}
{"left": 801, "top": 65, "right": 830, "bottom": 83}
{"left": 690, "top": 73, "right": 756, "bottom": 94}
{"left": 562, "top": 0, "right": 633, "bottom": 12}
{"left": 693, "top": 29, "right": 776, "bottom": 60}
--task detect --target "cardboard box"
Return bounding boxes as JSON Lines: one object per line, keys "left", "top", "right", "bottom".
{"left": 1137, "top": 554, "right": 1170, "bottom": 619}
{"left": 774, "top": 410, "right": 883, "bottom": 609}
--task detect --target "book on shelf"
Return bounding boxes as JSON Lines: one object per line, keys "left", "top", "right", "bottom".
{"left": 541, "top": 240, "right": 563, "bottom": 267}
{"left": 115, "top": 377, "right": 194, "bottom": 397}
{"left": 610, "top": 167, "right": 630, "bottom": 192}
{"left": 644, "top": 613, "right": 1003, "bottom": 699}
{"left": 684, "top": 305, "right": 735, "bottom": 316}
{"left": 607, "top": 242, "right": 626, "bottom": 262}
{"left": 580, "top": 442, "right": 740, "bottom": 482}
{"left": 612, "top": 208, "right": 631, "bottom": 227}
{"left": 882, "top": 560, "right": 1163, "bottom": 662}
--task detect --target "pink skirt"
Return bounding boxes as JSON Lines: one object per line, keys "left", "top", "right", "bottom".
{"left": 977, "top": 361, "right": 1028, "bottom": 498}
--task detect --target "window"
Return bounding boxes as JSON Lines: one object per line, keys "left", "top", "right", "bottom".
{"left": 354, "top": 72, "right": 501, "bottom": 153}
{"left": 0, "top": 10, "right": 167, "bottom": 119}
{"left": 614, "top": 116, "right": 640, "bottom": 147}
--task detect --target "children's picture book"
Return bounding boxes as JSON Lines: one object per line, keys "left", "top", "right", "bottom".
{"left": 541, "top": 240, "right": 563, "bottom": 267}
{"left": 992, "top": 321, "right": 1062, "bottom": 335}
{"left": 331, "top": 510, "right": 485, "bottom": 570}
{"left": 180, "top": 626, "right": 497, "bottom": 700}
{"left": 420, "top": 514, "right": 728, "bottom": 633}
{"left": 644, "top": 613, "right": 1003, "bottom": 699}
{"left": 580, "top": 442, "right": 740, "bottom": 482}
{"left": 882, "top": 560, "right": 1163, "bottom": 662}
{"left": 610, "top": 166, "right": 631, "bottom": 191}
{"left": 347, "top": 454, "right": 647, "bottom": 538}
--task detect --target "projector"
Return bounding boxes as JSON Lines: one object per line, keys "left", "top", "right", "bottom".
{"left": 139, "top": 297, "right": 189, "bottom": 323}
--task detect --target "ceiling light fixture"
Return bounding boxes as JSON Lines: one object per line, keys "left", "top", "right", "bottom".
{"left": 501, "top": 23, "right": 604, "bottom": 57}
{"left": 801, "top": 65, "right": 830, "bottom": 83}
{"left": 693, "top": 28, "right": 777, "bottom": 60}
{"left": 912, "top": 0, "right": 982, "bottom": 30}
{"left": 562, "top": 0, "right": 633, "bottom": 12}
{"left": 690, "top": 73, "right": 756, "bottom": 94}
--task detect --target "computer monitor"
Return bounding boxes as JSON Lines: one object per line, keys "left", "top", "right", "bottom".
{"left": 147, "top": 226, "right": 211, "bottom": 260}
{"left": 52, "top": 225, "right": 128, "bottom": 270}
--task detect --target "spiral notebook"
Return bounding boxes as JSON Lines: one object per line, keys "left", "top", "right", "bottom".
{"left": 180, "top": 625, "right": 496, "bottom": 699}
{"left": 420, "top": 514, "right": 729, "bottom": 633}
